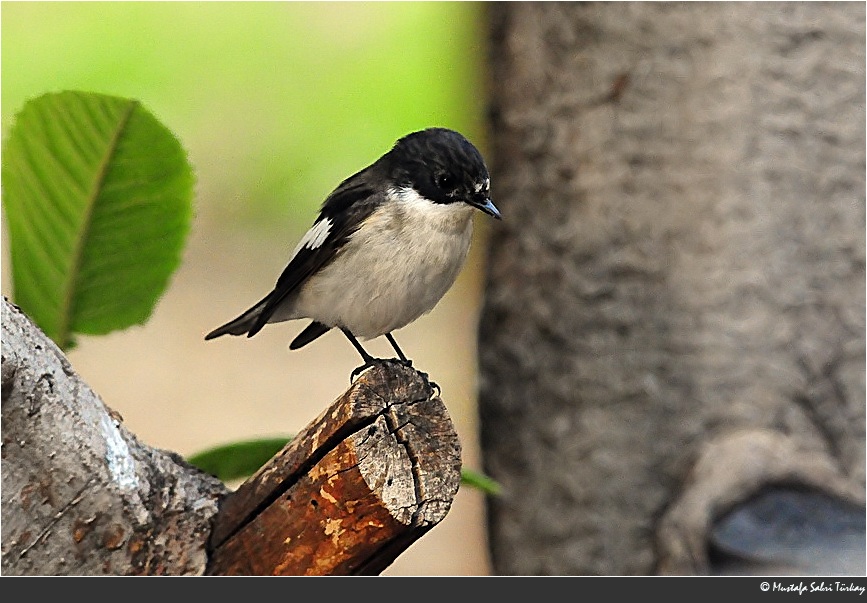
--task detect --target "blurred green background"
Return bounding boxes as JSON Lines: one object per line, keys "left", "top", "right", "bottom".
{"left": 2, "top": 1, "right": 486, "bottom": 229}
{"left": 2, "top": 1, "right": 493, "bottom": 575}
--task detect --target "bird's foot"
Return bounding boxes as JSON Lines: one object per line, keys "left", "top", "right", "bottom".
{"left": 350, "top": 357, "right": 403, "bottom": 382}
{"left": 411, "top": 367, "right": 440, "bottom": 397}
{"left": 350, "top": 359, "right": 377, "bottom": 382}
{"left": 385, "top": 358, "right": 440, "bottom": 395}
{"left": 425, "top": 376, "right": 441, "bottom": 398}
{"left": 349, "top": 357, "right": 439, "bottom": 395}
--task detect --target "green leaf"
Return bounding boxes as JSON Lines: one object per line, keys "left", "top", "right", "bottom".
{"left": 188, "top": 437, "right": 292, "bottom": 482}
{"left": 188, "top": 436, "right": 503, "bottom": 496}
{"left": 2, "top": 91, "right": 194, "bottom": 349}
{"left": 460, "top": 467, "right": 502, "bottom": 497}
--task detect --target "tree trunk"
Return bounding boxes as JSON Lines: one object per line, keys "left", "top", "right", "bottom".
{"left": 480, "top": 1, "right": 865, "bottom": 576}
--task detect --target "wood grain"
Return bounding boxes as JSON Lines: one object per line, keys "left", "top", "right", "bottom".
{"left": 206, "top": 361, "right": 462, "bottom": 575}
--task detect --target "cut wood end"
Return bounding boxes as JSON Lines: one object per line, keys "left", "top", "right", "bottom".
{"left": 207, "top": 360, "right": 462, "bottom": 575}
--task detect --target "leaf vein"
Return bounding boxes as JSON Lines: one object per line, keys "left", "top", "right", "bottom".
{"left": 57, "top": 100, "right": 139, "bottom": 349}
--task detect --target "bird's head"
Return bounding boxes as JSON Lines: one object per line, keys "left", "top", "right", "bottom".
{"left": 386, "top": 128, "right": 501, "bottom": 219}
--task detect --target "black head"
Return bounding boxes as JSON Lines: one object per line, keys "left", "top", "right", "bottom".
{"left": 384, "top": 128, "right": 501, "bottom": 219}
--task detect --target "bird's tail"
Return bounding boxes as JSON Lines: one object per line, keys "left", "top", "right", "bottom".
{"left": 289, "top": 321, "right": 331, "bottom": 349}
{"left": 204, "top": 298, "right": 268, "bottom": 340}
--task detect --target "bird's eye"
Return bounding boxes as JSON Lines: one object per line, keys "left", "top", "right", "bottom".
{"left": 434, "top": 173, "right": 453, "bottom": 190}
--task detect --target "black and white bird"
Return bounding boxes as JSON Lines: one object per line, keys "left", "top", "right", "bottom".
{"left": 205, "top": 127, "right": 500, "bottom": 374}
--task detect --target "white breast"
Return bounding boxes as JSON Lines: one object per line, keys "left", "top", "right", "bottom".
{"left": 291, "top": 188, "right": 476, "bottom": 339}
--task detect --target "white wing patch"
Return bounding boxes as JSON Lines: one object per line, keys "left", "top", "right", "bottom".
{"left": 292, "top": 217, "right": 332, "bottom": 256}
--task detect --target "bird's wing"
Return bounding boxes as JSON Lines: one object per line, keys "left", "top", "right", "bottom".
{"left": 245, "top": 172, "right": 382, "bottom": 337}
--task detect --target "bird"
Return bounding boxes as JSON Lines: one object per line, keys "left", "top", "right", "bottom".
{"left": 204, "top": 127, "right": 501, "bottom": 376}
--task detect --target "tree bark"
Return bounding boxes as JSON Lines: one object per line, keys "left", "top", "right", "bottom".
{"left": 480, "top": 1, "right": 865, "bottom": 575}
{"left": 2, "top": 298, "right": 462, "bottom": 575}
{"left": 1, "top": 298, "right": 228, "bottom": 575}
{"left": 207, "top": 361, "right": 461, "bottom": 576}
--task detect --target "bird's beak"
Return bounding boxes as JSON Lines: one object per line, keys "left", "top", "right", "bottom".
{"left": 469, "top": 197, "right": 502, "bottom": 220}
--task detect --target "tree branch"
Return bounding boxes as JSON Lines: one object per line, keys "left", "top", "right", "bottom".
{"left": 1, "top": 298, "right": 228, "bottom": 575}
{"left": 206, "top": 361, "right": 462, "bottom": 575}
{"left": 2, "top": 298, "right": 463, "bottom": 575}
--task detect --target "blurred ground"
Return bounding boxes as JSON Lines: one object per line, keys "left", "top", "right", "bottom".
{"left": 1, "top": 202, "right": 494, "bottom": 576}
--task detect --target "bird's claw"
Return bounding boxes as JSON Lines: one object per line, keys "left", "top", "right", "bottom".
{"left": 350, "top": 360, "right": 376, "bottom": 382}
{"left": 413, "top": 368, "right": 440, "bottom": 397}
{"left": 348, "top": 357, "right": 438, "bottom": 397}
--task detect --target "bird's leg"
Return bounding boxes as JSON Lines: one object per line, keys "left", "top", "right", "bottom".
{"left": 341, "top": 328, "right": 376, "bottom": 380}
{"left": 384, "top": 332, "right": 438, "bottom": 393}
{"left": 341, "top": 327, "right": 374, "bottom": 363}
{"left": 384, "top": 333, "right": 411, "bottom": 366}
